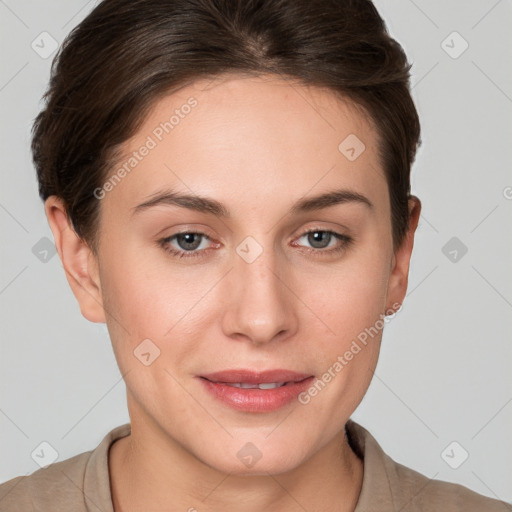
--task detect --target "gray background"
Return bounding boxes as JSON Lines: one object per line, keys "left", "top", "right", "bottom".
{"left": 1, "top": 0, "right": 511, "bottom": 504}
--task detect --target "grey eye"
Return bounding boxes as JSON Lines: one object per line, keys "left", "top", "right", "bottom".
{"left": 174, "top": 233, "right": 205, "bottom": 251}
{"left": 305, "top": 231, "right": 333, "bottom": 249}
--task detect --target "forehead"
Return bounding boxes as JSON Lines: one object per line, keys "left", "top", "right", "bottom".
{"left": 104, "top": 73, "right": 387, "bottom": 216}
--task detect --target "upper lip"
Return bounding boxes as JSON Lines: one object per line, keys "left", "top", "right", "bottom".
{"left": 200, "top": 369, "right": 313, "bottom": 384}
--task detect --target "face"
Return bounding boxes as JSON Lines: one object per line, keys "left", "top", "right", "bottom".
{"left": 49, "top": 73, "right": 418, "bottom": 475}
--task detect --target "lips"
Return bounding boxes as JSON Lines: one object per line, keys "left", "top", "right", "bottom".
{"left": 198, "top": 369, "right": 314, "bottom": 412}
{"left": 200, "top": 369, "right": 312, "bottom": 385}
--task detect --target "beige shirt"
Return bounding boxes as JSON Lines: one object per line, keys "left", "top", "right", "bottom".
{"left": 0, "top": 419, "right": 509, "bottom": 511}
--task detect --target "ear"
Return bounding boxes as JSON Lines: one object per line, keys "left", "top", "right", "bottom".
{"left": 385, "top": 196, "right": 422, "bottom": 313}
{"left": 44, "top": 196, "right": 106, "bottom": 323}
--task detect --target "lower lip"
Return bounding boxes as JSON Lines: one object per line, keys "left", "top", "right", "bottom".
{"left": 199, "top": 376, "right": 315, "bottom": 413}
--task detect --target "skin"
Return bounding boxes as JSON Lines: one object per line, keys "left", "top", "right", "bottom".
{"left": 45, "top": 73, "right": 421, "bottom": 512}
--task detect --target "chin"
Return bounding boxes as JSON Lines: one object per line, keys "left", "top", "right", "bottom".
{"left": 196, "top": 440, "right": 309, "bottom": 477}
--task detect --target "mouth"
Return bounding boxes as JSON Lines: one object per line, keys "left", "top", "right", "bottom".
{"left": 217, "top": 382, "right": 288, "bottom": 389}
{"left": 198, "top": 370, "right": 315, "bottom": 412}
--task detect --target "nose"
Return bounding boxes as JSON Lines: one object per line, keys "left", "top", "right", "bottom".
{"left": 221, "top": 241, "right": 299, "bottom": 346}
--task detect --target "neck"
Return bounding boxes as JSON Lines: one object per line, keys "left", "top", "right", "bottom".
{"left": 109, "top": 416, "right": 363, "bottom": 512}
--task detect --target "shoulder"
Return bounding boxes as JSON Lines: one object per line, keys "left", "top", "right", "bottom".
{"left": 346, "top": 419, "right": 511, "bottom": 512}
{"left": 386, "top": 457, "right": 511, "bottom": 511}
{"left": 0, "top": 450, "right": 92, "bottom": 511}
{"left": 0, "top": 423, "right": 129, "bottom": 512}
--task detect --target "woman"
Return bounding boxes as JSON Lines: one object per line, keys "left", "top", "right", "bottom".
{"left": 0, "top": 0, "right": 508, "bottom": 510}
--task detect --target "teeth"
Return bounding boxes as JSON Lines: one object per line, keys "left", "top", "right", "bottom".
{"left": 224, "top": 382, "right": 286, "bottom": 389}
{"left": 258, "top": 382, "right": 286, "bottom": 389}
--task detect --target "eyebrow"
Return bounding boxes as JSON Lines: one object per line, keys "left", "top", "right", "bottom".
{"left": 131, "top": 187, "right": 374, "bottom": 218}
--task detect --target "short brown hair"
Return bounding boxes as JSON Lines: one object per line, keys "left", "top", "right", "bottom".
{"left": 32, "top": 0, "right": 421, "bottom": 253}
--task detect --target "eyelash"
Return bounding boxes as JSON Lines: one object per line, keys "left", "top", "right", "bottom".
{"left": 159, "top": 228, "right": 353, "bottom": 260}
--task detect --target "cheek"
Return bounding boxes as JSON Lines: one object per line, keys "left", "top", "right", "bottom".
{"left": 306, "top": 252, "right": 390, "bottom": 339}
{"left": 295, "top": 264, "right": 387, "bottom": 424}
{"left": 98, "top": 243, "right": 218, "bottom": 382}
{"left": 97, "top": 246, "right": 165, "bottom": 356}
{"left": 293, "top": 249, "right": 390, "bottom": 408}
{"left": 100, "top": 244, "right": 200, "bottom": 334}
{"left": 98, "top": 257, "right": 194, "bottom": 411}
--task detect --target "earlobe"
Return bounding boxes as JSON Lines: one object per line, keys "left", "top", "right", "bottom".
{"left": 385, "top": 196, "right": 422, "bottom": 312}
{"left": 44, "top": 196, "right": 106, "bottom": 323}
